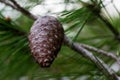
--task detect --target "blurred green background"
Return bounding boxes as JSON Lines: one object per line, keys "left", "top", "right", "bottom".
{"left": 0, "top": 0, "right": 120, "bottom": 80}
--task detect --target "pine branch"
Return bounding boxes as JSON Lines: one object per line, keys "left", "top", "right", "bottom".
{"left": 80, "top": 43, "right": 120, "bottom": 65}
{"left": 10, "top": 0, "right": 37, "bottom": 20}
{"left": 0, "top": 0, "right": 16, "bottom": 9}
{"left": 0, "top": 0, "right": 37, "bottom": 20}
{"left": 1, "top": 1, "right": 119, "bottom": 79}
{"left": 64, "top": 35, "right": 119, "bottom": 80}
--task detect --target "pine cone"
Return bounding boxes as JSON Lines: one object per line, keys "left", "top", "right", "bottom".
{"left": 28, "top": 16, "right": 64, "bottom": 67}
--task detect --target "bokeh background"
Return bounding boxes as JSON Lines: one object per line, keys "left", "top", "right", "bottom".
{"left": 0, "top": 0, "right": 120, "bottom": 80}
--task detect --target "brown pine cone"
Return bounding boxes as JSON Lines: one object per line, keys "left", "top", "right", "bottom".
{"left": 28, "top": 16, "right": 64, "bottom": 67}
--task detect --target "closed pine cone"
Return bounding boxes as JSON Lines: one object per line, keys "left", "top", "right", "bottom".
{"left": 28, "top": 16, "right": 64, "bottom": 67}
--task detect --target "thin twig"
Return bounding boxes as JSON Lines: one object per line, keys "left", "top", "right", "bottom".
{"left": 95, "top": 57, "right": 119, "bottom": 80}
{"left": 80, "top": 43, "right": 120, "bottom": 65}
{"left": 10, "top": 0, "right": 37, "bottom": 20}
{"left": 0, "top": 0, "right": 37, "bottom": 20}
{"left": 64, "top": 35, "right": 119, "bottom": 80}
{"left": 0, "top": 0, "right": 16, "bottom": 9}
